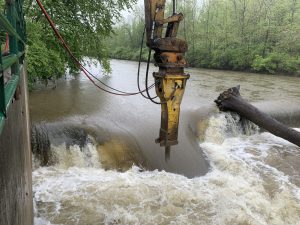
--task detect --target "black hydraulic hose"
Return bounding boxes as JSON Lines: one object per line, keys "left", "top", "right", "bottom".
{"left": 145, "top": 49, "right": 163, "bottom": 105}
{"left": 137, "top": 26, "right": 158, "bottom": 100}
{"left": 173, "top": 0, "right": 177, "bottom": 14}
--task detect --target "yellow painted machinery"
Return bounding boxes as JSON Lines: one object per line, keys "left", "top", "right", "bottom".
{"left": 34, "top": 0, "right": 189, "bottom": 159}
{"left": 144, "top": 0, "right": 189, "bottom": 157}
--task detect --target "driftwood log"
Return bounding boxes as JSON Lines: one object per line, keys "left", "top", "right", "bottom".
{"left": 215, "top": 86, "right": 300, "bottom": 147}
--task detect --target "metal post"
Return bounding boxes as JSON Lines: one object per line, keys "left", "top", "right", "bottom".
{"left": 7, "top": 0, "right": 20, "bottom": 76}
{"left": 0, "top": 54, "right": 5, "bottom": 117}
{"left": 0, "top": 0, "right": 26, "bottom": 133}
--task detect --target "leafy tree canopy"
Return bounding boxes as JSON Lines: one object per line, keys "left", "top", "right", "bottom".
{"left": 107, "top": 0, "right": 300, "bottom": 75}
{"left": 19, "top": 0, "right": 135, "bottom": 86}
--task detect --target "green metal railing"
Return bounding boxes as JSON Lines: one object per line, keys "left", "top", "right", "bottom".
{"left": 0, "top": 0, "right": 26, "bottom": 133}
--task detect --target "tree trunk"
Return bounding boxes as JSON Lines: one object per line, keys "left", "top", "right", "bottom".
{"left": 215, "top": 86, "right": 300, "bottom": 147}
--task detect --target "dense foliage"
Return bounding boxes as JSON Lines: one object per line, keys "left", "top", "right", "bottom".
{"left": 23, "top": 0, "right": 135, "bottom": 86}
{"left": 107, "top": 0, "right": 300, "bottom": 75}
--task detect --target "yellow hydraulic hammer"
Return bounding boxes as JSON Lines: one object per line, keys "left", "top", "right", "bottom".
{"left": 144, "top": 0, "right": 189, "bottom": 157}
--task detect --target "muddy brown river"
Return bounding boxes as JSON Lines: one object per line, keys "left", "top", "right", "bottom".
{"left": 30, "top": 59, "right": 300, "bottom": 225}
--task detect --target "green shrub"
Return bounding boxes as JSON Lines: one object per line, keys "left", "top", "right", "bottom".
{"left": 26, "top": 21, "right": 65, "bottom": 86}
{"left": 252, "top": 53, "right": 300, "bottom": 74}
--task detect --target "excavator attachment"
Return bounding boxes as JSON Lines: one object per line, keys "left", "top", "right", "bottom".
{"left": 144, "top": 0, "right": 189, "bottom": 155}
{"left": 154, "top": 56, "right": 189, "bottom": 147}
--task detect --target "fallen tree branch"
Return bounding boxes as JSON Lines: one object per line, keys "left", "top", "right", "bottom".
{"left": 215, "top": 86, "right": 300, "bottom": 147}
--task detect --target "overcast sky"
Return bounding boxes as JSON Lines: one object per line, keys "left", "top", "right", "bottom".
{"left": 121, "top": 0, "right": 204, "bottom": 21}
{"left": 121, "top": 0, "right": 143, "bottom": 19}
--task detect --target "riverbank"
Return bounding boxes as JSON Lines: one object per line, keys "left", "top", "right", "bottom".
{"left": 107, "top": 0, "right": 300, "bottom": 79}
{"left": 29, "top": 57, "right": 300, "bottom": 92}
{"left": 109, "top": 53, "right": 300, "bottom": 77}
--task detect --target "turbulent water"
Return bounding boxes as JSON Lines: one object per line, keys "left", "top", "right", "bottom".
{"left": 33, "top": 113, "right": 300, "bottom": 225}
{"left": 30, "top": 60, "right": 300, "bottom": 225}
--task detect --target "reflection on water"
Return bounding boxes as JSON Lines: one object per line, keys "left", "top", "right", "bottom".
{"left": 30, "top": 59, "right": 300, "bottom": 225}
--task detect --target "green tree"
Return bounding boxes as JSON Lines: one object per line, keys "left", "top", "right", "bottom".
{"left": 23, "top": 0, "right": 136, "bottom": 86}
{"left": 107, "top": 0, "right": 300, "bottom": 75}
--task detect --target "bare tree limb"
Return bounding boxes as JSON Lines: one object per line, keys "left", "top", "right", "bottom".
{"left": 215, "top": 86, "right": 300, "bottom": 147}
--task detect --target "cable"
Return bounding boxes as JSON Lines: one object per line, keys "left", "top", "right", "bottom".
{"left": 35, "top": 0, "right": 155, "bottom": 96}
{"left": 142, "top": 9, "right": 164, "bottom": 105}
{"left": 83, "top": 66, "right": 155, "bottom": 95}
{"left": 145, "top": 49, "right": 163, "bottom": 104}
{"left": 144, "top": 48, "right": 177, "bottom": 105}
{"left": 137, "top": 25, "right": 158, "bottom": 100}
{"left": 144, "top": 9, "right": 169, "bottom": 105}
{"left": 144, "top": 2, "right": 179, "bottom": 105}
{"left": 173, "top": 0, "right": 176, "bottom": 14}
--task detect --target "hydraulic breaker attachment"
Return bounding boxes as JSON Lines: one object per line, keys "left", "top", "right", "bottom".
{"left": 144, "top": 0, "right": 189, "bottom": 156}
{"left": 154, "top": 57, "right": 189, "bottom": 147}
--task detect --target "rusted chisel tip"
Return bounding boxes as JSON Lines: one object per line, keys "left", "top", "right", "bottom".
{"left": 165, "top": 146, "right": 171, "bottom": 161}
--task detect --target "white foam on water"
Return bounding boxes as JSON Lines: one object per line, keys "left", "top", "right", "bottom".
{"left": 52, "top": 143, "right": 101, "bottom": 169}
{"left": 34, "top": 217, "right": 52, "bottom": 225}
{"left": 33, "top": 114, "right": 300, "bottom": 225}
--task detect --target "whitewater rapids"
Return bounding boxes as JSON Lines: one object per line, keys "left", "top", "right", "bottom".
{"left": 33, "top": 113, "right": 300, "bottom": 225}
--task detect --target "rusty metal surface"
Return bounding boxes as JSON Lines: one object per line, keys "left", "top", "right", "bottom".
{"left": 144, "top": 0, "right": 189, "bottom": 151}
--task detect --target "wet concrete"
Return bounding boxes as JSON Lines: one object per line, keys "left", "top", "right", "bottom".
{"left": 0, "top": 66, "right": 33, "bottom": 225}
